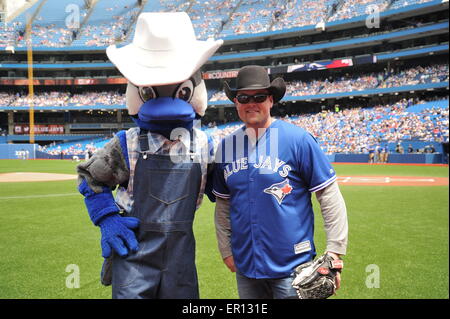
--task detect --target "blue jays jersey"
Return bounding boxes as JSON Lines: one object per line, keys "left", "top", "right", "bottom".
{"left": 213, "top": 120, "right": 336, "bottom": 279}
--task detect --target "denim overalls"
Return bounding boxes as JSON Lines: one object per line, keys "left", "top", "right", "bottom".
{"left": 111, "top": 130, "right": 202, "bottom": 298}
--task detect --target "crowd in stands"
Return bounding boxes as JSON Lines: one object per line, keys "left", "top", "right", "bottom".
{"left": 69, "top": 91, "right": 125, "bottom": 106}
{"left": 318, "top": 73, "right": 381, "bottom": 94}
{"left": 209, "top": 64, "right": 449, "bottom": 101}
{"left": 39, "top": 140, "right": 101, "bottom": 157}
{"left": 0, "top": 0, "right": 439, "bottom": 47}
{"left": 271, "top": 0, "right": 331, "bottom": 31}
{"left": 209, "top": 91, "right": 228, "bottom": 102}
{"left": 40, "top": 97, "right": 448, "bottom": 156}
{"left": 38, "top": 134, "right": 114, "bottom": 156}
{"left": 328, "top": 0, "right": 390, "bottom": 22}
{"left": 218, "top": 0, "right": 279, "bottom": 36}
{"left": 0, "top": 91, "right": 125, "bottom": 107}
{"left": 207, "top": 98, "right": 449, "bottom": 155}
{"left": 190, "top": 0, "right": 235, "bottom": 39}
{"left": 29, "top": 22, "right": 72, "bottom": 48}
{"left": 379, "top": 65, "right": 449, "bottom": 88}
{"left": 1, "top": 64, "right": 447, "bottom": 107}
{"left": 75, "top": 8, "right": 139, "bottom": 47}
{"left": 286, "top": 79, "right": 324, "bottom": 96}
{"left": 390, "top": 0, "right": 436, "bottom": 10}
{"left": 0, "top": 22, "right": 22, "bottom": 47}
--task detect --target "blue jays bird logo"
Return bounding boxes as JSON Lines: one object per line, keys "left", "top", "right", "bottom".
{"left": 263, "top": 179, "right": 293, "bottom": 205}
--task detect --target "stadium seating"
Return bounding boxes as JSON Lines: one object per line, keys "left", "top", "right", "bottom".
{"left": 329, "top": 0, "right": 390, "bottom": 22}
{"left": 271, "top": 0, "right": 336, "bottom": 31}
{"left": 190, "top": 0, "right": 237, "bottom": 40}
{"left": 1, "top": 0, "right": 443, "bottom": 48}
{"left": 41, "top": 98, "right": 448, "bottom": 156}
{"left": 0, "top": 0, "right": 447, "bottom": 163}
{"left": 389, "top": 0, "right": 436, "bottom": 10}
{"left": 28, "top": 0, "right": 86, "bottom": 47}
{"left": 40, "top": 135, "right": 111, "bottom": 156}
{"left": 70, "top": 0, "right": 140, "bottom": 47}
{"left": 406, "top": 99, "right": 449, "bottom": 113}
{"left": 218, "top": 0, "right": 279, "bottom": 37}
{"left": 1, "top": 64, "right": 447, "bottom": 107}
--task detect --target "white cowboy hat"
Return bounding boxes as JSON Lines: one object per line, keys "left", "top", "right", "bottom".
{"left": 106, "top": 12, "right": 223, "bottom": 87}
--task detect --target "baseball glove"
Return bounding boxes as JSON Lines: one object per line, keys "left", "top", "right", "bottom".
{"left": 292, "top": 253, "right": 343, "bottom": 299}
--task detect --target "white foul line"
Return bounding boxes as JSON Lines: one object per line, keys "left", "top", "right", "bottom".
{"left": 0, "top": 193, "right": 80, "bottom": 200}
{"left": 337, "top": 177, "right": 436, "bottom": 183}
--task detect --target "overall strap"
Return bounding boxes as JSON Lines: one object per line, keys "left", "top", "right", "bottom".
{"left": 138, "top": 129, "right": 149, "bottom": 153}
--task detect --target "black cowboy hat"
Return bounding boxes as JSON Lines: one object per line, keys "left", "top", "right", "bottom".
{"left": 223, "top": 65, "right": 286, "bottom": 103}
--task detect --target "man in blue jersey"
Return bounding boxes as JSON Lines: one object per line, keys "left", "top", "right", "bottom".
{"left": 213, "top": 65, "right": 348, "bottom": 299}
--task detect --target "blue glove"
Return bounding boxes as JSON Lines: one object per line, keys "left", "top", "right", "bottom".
{"left": 98, "top": 214, "right": 140, "bottom": 258}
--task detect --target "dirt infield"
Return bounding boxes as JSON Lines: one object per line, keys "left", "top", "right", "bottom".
{"left": 0, "top": 172, "right": 77, "bottom": 183}
{"left": 337, "top": 176, "right": 448, "bottom": 186}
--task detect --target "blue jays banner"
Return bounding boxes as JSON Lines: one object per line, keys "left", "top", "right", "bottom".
{"left": 287, "top": 58, "right": 353, "bottom": 72}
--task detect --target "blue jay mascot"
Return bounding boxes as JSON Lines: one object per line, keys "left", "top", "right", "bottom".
{"left": 77, "top": 12, "right": 222, "bottom": 299}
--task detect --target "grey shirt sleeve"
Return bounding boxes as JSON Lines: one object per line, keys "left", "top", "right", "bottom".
{"left": 214, "top": 197, "right": 233, "bottom": 259}
{"left": 76, "top": 135, "right": 130, "bottom": 193}
{"left": 315, "top": 180, "right": 348, "bottom": 255}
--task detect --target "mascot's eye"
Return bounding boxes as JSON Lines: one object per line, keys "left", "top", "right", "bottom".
{"left": 138, "top": 86, "right": 156, "bottom": 102}
{"left": 174, "top": 80, "right": 194, "bottom": 102}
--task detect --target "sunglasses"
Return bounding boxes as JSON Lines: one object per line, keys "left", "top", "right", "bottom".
{"left": 236, "top": 94, "right": 270, "bottom": 104}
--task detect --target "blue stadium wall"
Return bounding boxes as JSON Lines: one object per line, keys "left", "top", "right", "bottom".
{"left": 0, "top": 143, "right": 446, "bottom": 163}
{"left": 326, "top": 154, "right": 446, "bottom": 164}
{"left": 0, "top": 144, "right": 37, "bottom": 159}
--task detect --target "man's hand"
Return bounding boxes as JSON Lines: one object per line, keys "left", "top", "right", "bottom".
{"left": 223, "top": 256, "right": 236, "bottom": 272}
{"left": 326, "top": 251, "right": 342, "bottom": 290}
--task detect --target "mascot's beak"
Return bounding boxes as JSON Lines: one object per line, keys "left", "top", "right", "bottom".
{"left": 137, "top": 97, "right": 196, "bottom": 123}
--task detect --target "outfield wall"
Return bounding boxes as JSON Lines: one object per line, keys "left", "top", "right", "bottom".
{"left": 0, "top": 144, "right": 37, "bottom": 159}
{"left": 327, "top": 153, "right": 447, "bottom": 164}
{"left": 0, "top": 144, "right": 447, "bottom": 163}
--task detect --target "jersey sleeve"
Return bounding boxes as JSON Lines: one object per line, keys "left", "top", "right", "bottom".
{"left": 203, "top": 136, "right": 217, "bottom": 202}
{"left": 212, "top": 140, "right": 231, "bottom": 199}
{"left": 212, "top": 161, "right": 230, "bottom": 199}
{"left": 298, "top": 133, "right": 337, "bottom": 193}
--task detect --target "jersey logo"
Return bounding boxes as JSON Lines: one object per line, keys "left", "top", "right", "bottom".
{"left": 263, "top": 179, "right": 293, "bottom": 205}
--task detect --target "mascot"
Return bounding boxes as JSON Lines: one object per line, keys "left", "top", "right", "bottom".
{"left": 77, "top": 12, "right": 222, "bottom": 299}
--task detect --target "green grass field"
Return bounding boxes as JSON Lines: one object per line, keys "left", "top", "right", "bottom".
{"left": 0, "top": 159, "right": 448, "bottom": 299}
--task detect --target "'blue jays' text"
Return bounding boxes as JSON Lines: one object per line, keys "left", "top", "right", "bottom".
{"left": 224, "top": 155, "right": 292, "bottom": 181}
